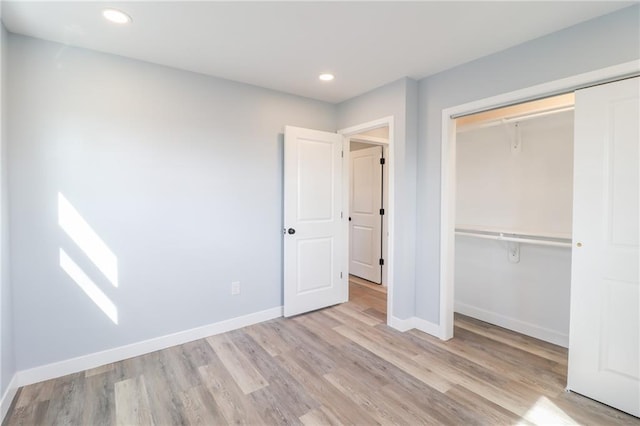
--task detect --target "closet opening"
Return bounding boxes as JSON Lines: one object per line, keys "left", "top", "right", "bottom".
{"left": 453, "top": 92, "right": 575, "bottom": 347}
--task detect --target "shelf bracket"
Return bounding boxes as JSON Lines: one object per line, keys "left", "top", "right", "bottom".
{"left": 511, "top": 122, "right": 522, "bottom": 153}
{"left": 507, "top": 241, "right": 520, "bottom": 263}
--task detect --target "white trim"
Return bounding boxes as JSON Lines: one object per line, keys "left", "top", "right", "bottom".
{"left": 411, "top": 317, "right": 444, "bottom": 338}
{"left": 389, "top": 316, "right": 443, "bottom": 338}
{"left": 15, "top": 306, "right": 282, "bottom": 388}
{"left": 1, "top": 374, "right": 18, "bottom": 423}
{"left": 439, "top": 60, "right": 640, "bottom": 341}
{"left": 350, "top": 134, "right": 388, "bottom": 144}
{"left": 388, "top": 316, "right": 414, "bottom": 332}
{"left": 455, "top": 302, "right": 569, "bottom": 348}
{"left": 338, "top": 116, "right": 395, "bottom": 327}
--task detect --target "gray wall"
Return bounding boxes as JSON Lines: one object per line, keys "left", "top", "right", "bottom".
{"left": 415, "top": 4, "right": 640, "bottom": 323}
{"left": 1, "top": 23, "right": 15, "bottom": 397}
{"left": 337, "top": 78, "right": 418, "bottom": 319}
{"left": 8, "top": 34, "right": 336, "bottom": 370}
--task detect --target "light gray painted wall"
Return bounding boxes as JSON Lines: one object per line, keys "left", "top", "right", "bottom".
{"left": 337, "top": 78, "right": 418, "bottom": 319}
{"left": 8, "top": 34, "right": 336, "bottom": 370}
{"left": 0, "top": 23, "right": 15, "bottom": 397}
{"left": 416, "top": 5, "right": 640, "bottom": 323}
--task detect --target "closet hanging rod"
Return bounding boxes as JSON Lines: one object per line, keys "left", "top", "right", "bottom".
{"left": 455, "top": 230, "right": 572, "bottom": 248}
{"left": 457, "top": 105, "right": 575, "bottom": 133}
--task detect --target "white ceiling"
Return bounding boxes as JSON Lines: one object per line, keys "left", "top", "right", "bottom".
{"left": 1, "top": 1, "right": 634, "bottom": 103}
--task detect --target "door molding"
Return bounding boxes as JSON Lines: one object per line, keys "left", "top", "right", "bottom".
{"left": 338, "top": 116, "right": 394, "bottom": 324}
{"left": 439, "top": 60, "right": 640, "bottom": 340}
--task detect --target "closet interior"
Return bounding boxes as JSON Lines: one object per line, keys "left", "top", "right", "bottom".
{"left": 454, "top": 93, "right": 575, "bottom": 347}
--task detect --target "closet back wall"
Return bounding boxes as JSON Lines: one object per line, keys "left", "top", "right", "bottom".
{"left": 455, "top": 111, "right": 574, "bottom": 346}
{"left": 8, "top": 34, "right": 337, "bottom": 371}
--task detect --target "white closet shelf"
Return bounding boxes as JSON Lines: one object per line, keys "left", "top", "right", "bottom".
{"left": 455, "top": 228, "right": 572, "bottom": 248}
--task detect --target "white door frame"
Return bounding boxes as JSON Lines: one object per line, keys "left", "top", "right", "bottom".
{"left": 439, "top": 61, "right": 640, "bottom": 340}
{"left": 339, "top": 116, "right": 394, "bottom": 324}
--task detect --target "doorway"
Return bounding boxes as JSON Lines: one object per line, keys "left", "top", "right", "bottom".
{"left": 348, "top": 128, "right": 388, "bottom": 287}
{"left": 339, "top": 117, "right": 394, "bottom": 323}
{"left": 283, "top": 117, "right": 395, "bottom": 323}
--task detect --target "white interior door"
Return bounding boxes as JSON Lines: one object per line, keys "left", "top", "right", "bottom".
{"left": 568, "top": 76, "right": 639, "bottom": 417}
{"left": 283, "top": 126, "right": 345, "bottom": 317}
{"left": 349, "top": 146, "right": 383, "bottom": 283}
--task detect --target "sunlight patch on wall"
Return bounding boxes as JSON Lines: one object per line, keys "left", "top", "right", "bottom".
{"left": 58, "top": 193, "right": 118, "bottom": 287}
{"left": 59, "top": 249, "right": 118, "bottom": 324}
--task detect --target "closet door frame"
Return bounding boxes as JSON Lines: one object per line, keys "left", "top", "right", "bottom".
{"left": 437, "top": 60, "right": 640, "bottom": 341}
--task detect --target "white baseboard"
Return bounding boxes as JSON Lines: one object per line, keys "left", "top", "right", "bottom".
{"left": 411, "top": 317, "right": 443, "bottom": 338}
{"left": 455, "top": 302, "right": 569, "bottom": 347}
{"left": 388, "top": 315, "right": 414, "bottom": 332}
{"left": 1, "top": 374, "right": 19, "bottom": 423}
{"left": 16, "top": 306, "right": 283, "bottom": 388}
{"left": 389, "top": 316, "right": 444, "bottom": 339}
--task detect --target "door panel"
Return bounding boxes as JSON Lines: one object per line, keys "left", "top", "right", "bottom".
{"left": 568, "top": 77, "right": 639, "bottom": 417}
{"left": 349, "top": 146, "right": 382, "bottom": 283}
{"left": 284, "top": 126, "right": 344, "bottom": 317}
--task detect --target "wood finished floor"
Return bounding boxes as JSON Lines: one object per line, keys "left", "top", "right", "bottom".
{"left": 4, "top": 282, "right": 638, "bottom": 426}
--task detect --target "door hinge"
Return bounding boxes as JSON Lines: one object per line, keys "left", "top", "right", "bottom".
{"left": 379, "top": 258, "right": 384, "bottom": 266}
{"left": 380, "top": 158, "right": 385, "bottom": 165}
{"left": 341, "top": 150, "right": 344, "bottom": 158}
{"left": 379, "top": 208, "right": 385, "bottom": 215}
{"left": 341, "top": 211, "right": 344, "bottom": 219}
{"left": 340, "top": 272, "right": 343, "bottom": 279}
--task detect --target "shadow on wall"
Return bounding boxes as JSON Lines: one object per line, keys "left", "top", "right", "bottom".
{"left": 58, "top": 192, "right": 119, "bottom": 325}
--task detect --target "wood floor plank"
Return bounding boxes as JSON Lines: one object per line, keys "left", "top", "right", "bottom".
{"left": 198, "top": 363, "right": 264, "bottom": 425}
{"left": 334, "top": 324, "right": 453, "bottom": 393}
{"left": 13, "top": 379, "right": 54, "bottom": 410}
{"left": 325, "top": 366, "right": 430, "bottom": 426}
{"left": 299, "top": 405, "right": 343, "bottom": 426}
{"left": 85, "top": 362, "right": 116, "bottom": 378}
{"left": 291, "top": 312, "right": 351, "bottom": 348}
{"left": 5, "top": 282, "right": 639, "bottom": 426}
{"left": 268, "top": 319, "right": 338, "bottom": 375}
{"left": 137, "top": 351, "right": 189, "bottom": 425}
{"left": 243, "top": 320, "right": 291, "bottom": 357}
{"left": 323, "top": 303, "right": 381, "bottom": 327}
{"left": 206, "top": 333, "right": 268, "bottom": 394}
{"left": 114, "top": 376, "right": 153, "bottom": 426}
{"left": 227, "top": 329, "right": 318, "bottom": 416}
{"left": 179, "top": 385, "right": 227, "bottom": 426}
{"left": 82, "top": 372, "right": 115, "bottom": 426}
{"left": 444, "top": 384, "right": 526, "bottom": 425}
{"left": 454, "top": 314, "right": 568, "bottom": 364}
{"left": 275, "top": 350, "right": 380, "bottom": 426}
{"left": 42, "top": 372, "right": 85, "bottom": 425}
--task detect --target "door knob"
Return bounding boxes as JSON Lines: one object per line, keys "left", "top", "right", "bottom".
{"left": 287, "top": 228, "right": 296, "bottom": 235}
{"left": 576, "top": 242, "right": 582, "bottom": 247}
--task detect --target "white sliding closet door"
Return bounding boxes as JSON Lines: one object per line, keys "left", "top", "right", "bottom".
{"left": 568, "top": 77, "right": 639, "bottom": 417}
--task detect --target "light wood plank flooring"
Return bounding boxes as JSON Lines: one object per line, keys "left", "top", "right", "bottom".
{"left": 4, "top": 283, "right": 638, "bottom": 425}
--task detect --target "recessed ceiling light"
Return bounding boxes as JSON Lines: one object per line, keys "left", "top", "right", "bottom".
{"left": 102, "top": 9, "right": 132, "bottom": 24}
{"left": 319, "top": 73, "right": 335, "bottom": 82}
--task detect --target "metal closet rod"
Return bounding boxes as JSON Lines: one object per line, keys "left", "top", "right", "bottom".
{"left": 457, "top": 105, "right": 575, "bottom": 133}
{"left": 455, "top": 229, "right": 572, "bottom": 248}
